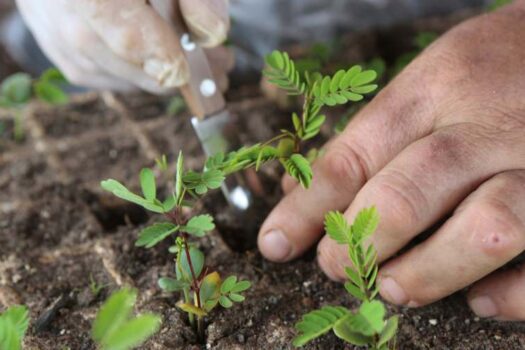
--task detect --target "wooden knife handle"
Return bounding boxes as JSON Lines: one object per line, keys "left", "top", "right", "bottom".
{"left": 170, "top": 6, "right": 226, "bottom": 119}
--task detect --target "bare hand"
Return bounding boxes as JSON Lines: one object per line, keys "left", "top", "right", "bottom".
{"left": 258, "top": 2, "right": 525, "bottom": 320}
{"left": 16, "top": 0, "right": 232, "bottom": 93}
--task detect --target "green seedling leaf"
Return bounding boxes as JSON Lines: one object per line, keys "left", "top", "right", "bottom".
{"left": 283, "top": 154, "right": 313, "bottom": 189}
{"left": 0, "top": 305, "right": 29, "bottom": 350}
{"left": 350, "top": 70, "right": 377, "bottom": 87}
{"left": 220, "top": 276, "right": 237, "bottom": 293}
{"left": 176, "top": 302, "right": 207, "bottom": 317}
{"left": 293, "top": 306, "right": 351, "bottom": 347}
{"left": 162, "top": 195, "right": 177, "bottom": 212}
{"left": 378, "top": 315, "right": 399, "bottom": 347}
{"left": 34, "top": 81, "right": 68, "bottom": 105}
{"left": 101, "top": 179, "right": 164, "bottom": 213}
{"left": 341, "top": 300, "right": 386, "bottom": 337}
{"left": 200, "top": 272, "right": 221, "bottom": 311}
{"left": 219, "top": 296, "right": 233, "bottom": 308}
{"left": 39, "top": 68, "right": 67, "bottom": 85}
{"left": 230, "top": 280, "right": 251, "bottom": 293}
{"left": 351, "top": 206, "right": 379, "bottom": 243}
{"left": 344, "top": 281, "right": 367, "bottom": 301}
{"left": 182, "top": 214, "right": 215, "bottom": 237}
{"left": 92, "top": 288, "right": 137, "bottom": 343}
{"left": 202, "top": 169, "right": 225, "bottom": 190}
{"left": 176, "top": 246, "right": 205, "bottom": 281}
{"left": 139, "top": 168, "right": 156, "bottom": 201}
{"left": 166, "top": 96, "right": 186, "bottom": 115}
{"left": 325, "top": 211, "right": 351, "bottom": 244}
{"left": 135, "top": 223, "right": 178, "bottom": 248}
{"left": 333, "top": 315, "right": 374, "bottom": 346}
{"left": 175, "top": 151, "right": 184, "bottom": 202}
{"left": 264, "top": 50, "right": 305, "bottom": 95}
{"left": 101, "top": 314, "right": 161, "bottom": 350}
{"left": 1, "top": 305, "right": 29, "bottom": 340}
{"left": 0, "top": 317, "right": 21, "bottom": 350}
{"left": 158, "top": 277, "right": 189, "bottom": 292}
{"left": 1, "top": 73, "right": 32, "bottom": 105}
{"left": 229, "top": 293, "right": 245, "bottom": 302}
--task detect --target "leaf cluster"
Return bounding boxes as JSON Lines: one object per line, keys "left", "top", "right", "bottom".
{"left": 294, "top": 207, "right": 398, "bottom": 349}
{"left": 159, "top": 244, "right": 251, "bottom": 317}
{"left": 92, "top": 288, "right": 161, "bottom": 350}
{"left": 0, "top": 68, "right": 68, "bottom": 108}
{"left": 0, "top": 305, "right": 29, "bottom": 350}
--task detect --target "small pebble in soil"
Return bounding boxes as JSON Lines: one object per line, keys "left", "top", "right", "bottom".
{"left": 494, "top": 335, "right": 501, "bottom": 340}
{"left": 465, "top": 318, "right": 471, "bottom": 325}
{"left": 236, "top": 333, "right": 246, "bottom": 343}
{"left": 429, "top": 319, "right": 438, "bottom": 326}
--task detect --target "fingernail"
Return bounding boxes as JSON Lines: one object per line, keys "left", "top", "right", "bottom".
{"left": 380, "top": 277, "right": 409, "bottom": 305}
{"left": 143, "top": 58, "right": 189, "bottom": 88}
{"left": 186, "top": 15, "right": 228, "bottom": 47}
{"left": 259, "top": 229, "right": 292, "bottom": 262}
{"left": 469, "top": 296, "right": 498, "bottom": 318}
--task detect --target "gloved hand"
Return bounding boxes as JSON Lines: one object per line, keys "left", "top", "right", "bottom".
{"left": 258, "top": 1, "right": 525, "bottom": 320}
{"left": 15, "top": 0, "right": 232, "bottom": 94}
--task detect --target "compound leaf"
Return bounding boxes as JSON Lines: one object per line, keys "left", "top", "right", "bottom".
{"left": 293, "top": 306, "right": 350, "bottom": 347}
{"left": 283, "top": 154, "right": 312, "bottom": 189}
{"left": 351, "top": 206, "right": 380, "bottom": 242}
{"left": 325, "top": 211, "right": 351, "bottom": 244}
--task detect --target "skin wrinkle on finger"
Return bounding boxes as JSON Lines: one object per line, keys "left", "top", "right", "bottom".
{"left": 377, "top": 170, "right": 525, "bottom": 307}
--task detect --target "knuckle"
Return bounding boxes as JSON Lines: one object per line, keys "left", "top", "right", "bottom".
{"left": 372, "top": 169, "right": 427, "bottom": 232}
{"left": 465, "top": 199, "right": 525, "bottom": 258}
{"left": 321, "top": 141, "right": 368, "bottom": 193}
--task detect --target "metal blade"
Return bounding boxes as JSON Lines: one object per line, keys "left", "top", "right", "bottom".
{"left": 191, "top": 110, "right": 253, "bottom": 211}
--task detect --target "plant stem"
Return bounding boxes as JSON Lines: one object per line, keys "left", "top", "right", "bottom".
{"left": 182, "top": 287, "right": 195, "bottom": 326}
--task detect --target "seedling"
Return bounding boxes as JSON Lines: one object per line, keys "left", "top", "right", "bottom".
{"left": 293, "top": 207, "right": 398, "bottom": 349}
{"left": 166, "top": 96, "right": 187, "bottom": 116}
{"left": 91, "top": 288, "right": 161, "bottom": 350}
{"left": 0, "top": 68, "right": 68, "bottom": 141}
{"left": 89, "top": 273, "right": 109, "bottom": 297}
{"left": 101, "top": 50, "right": 378, "bottom": 340}
{"left": 0, "top": 305, "right": 30, "bottom": 350}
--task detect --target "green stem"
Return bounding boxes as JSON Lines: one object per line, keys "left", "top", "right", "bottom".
{"left": 182, "top": 287, "right": 195, "bottom": 326}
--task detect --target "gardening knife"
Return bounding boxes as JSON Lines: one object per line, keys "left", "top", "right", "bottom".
{"left": 172, "top": 15, "right": 257, "bottom": 211}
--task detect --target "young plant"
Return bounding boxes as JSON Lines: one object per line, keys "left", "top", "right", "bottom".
{"left": 0, "top": 305, "right": 30, "bottom": 350}
{"left": 0, "top": 68, "right": 68, "bottom": 141}
{"left": 91, "top": 288, "right": 161, "bottom": 350}
{"left": 101, "top": 50, "right": 378, "bottom": 340}
{"left": 293, "top": 207, "right": 398, "bottom": 349}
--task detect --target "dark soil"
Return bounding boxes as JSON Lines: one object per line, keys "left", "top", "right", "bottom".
{"left": 1, "top": 9, "right": 525, "bottom": 350}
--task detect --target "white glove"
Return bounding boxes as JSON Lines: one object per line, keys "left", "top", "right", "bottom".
{"left": 15, "top": 0, "right": 231, "bottom": 94}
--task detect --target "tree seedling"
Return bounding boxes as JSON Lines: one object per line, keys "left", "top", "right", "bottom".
{"left": 0, "top": 305, "right": 30, "bottom": 350}
{"left": 101, "top": 50, "right": 378, "bottom": 341}
{"left": 293, "top": 207, "right": 398, "bottom": 349}
{"left": 0, "top": 68, "right": 68, "bottom": 141}
{"left": 91, "top": 288, "right": 161, "bottom": 350}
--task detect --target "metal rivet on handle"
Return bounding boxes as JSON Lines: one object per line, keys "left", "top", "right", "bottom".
{"left": 180, "top": 33, "right": 196, "bottom": 51}
{"left": 200, "top": 79, "right": 217, "bottom": 97}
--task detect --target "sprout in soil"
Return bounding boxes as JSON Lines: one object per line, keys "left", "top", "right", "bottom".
{"left": 293, "top": 207, "right": 399, "bottom": 349}
{"left": 100, "top": 49, "right": 378, "bottom": 341}
{"left": 0, "top": 68, "right": 69, "bottom": 142}
{"left": 0, "top": 305, "right": 30, "bottom": 350}
{"left": 91, "top": 288, "right": 161, "bottom": 350}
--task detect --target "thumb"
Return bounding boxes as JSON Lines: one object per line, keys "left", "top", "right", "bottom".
{"left": 74, "top": 0, "right": 189, "bottom": 88}
{"left": 179, "top": 0, "right": 230, "bottom": 47}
